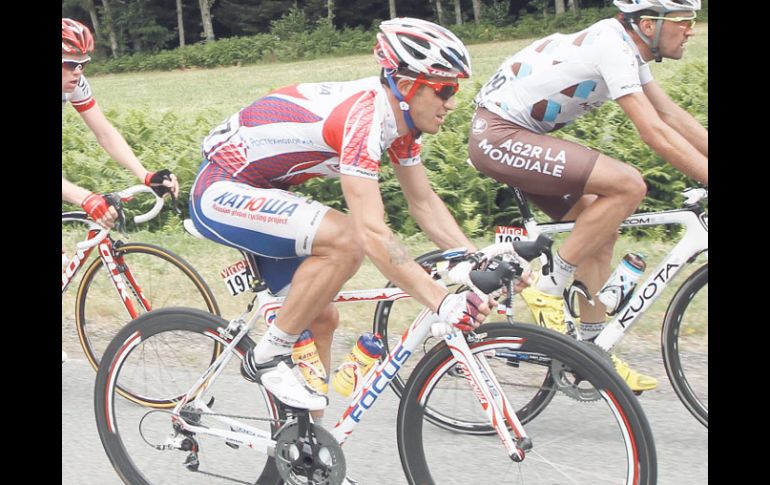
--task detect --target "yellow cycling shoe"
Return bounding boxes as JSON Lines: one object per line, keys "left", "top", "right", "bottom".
{"left": 521, "top": 287, "right": 566, "bottom": 333}
{"left": 611, "top": 354, "right": 658, "bottom": 392}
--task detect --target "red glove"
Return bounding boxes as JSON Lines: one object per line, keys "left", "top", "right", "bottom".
{"left": 80, "top": 193, "right": 111, "bottom": 222}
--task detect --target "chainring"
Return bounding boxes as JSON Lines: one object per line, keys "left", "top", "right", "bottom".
{"left": 549, "top": 342, "right": 613, "bottom": 403}
{"left": 274, "top": 421, "right": 346, "bottom": 485}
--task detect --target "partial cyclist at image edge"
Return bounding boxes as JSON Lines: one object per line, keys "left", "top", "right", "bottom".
{"left": 61, "top": 18, "right": 181, "bottom": 363}
{"left": 61, "top": 18, "right": 180, "bottom": 220}
{"left": 189, "top": 16, "right": 493, "bottom": 426}
{"left": 468, "top": 0, "right": 707, "bottom": 391}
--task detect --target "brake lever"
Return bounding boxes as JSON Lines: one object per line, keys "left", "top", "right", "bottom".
{"left": 104, "top": 193, "right": 127, "bottom": 235}
{"left": 170, "top": 193, "right": 182, "bottom": 216}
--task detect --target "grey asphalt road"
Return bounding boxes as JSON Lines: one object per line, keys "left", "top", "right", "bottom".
{"left": 62, "top": 343, "right": 707, "bottom": 485}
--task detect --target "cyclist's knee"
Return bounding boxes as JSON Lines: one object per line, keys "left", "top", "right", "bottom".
{"left": 590, "top": 156, "right": 646, "bottom": 202}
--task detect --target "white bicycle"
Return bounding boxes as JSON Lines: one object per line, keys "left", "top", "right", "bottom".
{"left": 375, "top": 187, "right": 708, "bottom": 429}
{"left": 93, "top": 238, "right": 656, "bottom": 484}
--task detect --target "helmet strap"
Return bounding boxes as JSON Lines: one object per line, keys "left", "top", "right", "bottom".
{"left": 630, "top": 18, "right": 664, "bottom": 63}
{"left": 385, "top": 71, "right": 420, "bottom": 134}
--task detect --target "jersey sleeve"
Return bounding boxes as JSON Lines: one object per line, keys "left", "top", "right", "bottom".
{"left": 69, "top": 76, "right": 96, "bottom": 113}
{"left": 597, "top": 38, "right": 646, "bottom": 100}
{"left": 333, "top": 91, "right": 384, "bottom": 181}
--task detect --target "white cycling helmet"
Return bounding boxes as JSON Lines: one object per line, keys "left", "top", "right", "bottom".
{"left": 375, "top": 17, "right": 472, "bottom": 79}
{"left": 613, "top": 0, "right": 701, "bottom": 13}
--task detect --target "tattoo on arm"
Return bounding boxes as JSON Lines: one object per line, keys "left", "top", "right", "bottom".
{"left": 385, "top": 234, "right": 411, "bottom": 265}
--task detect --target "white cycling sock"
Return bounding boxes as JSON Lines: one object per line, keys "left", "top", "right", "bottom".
{"left": 579, "top": 322, "right": 606, "bottom": 341}
{"left": 535, "top": 251, "right": 576, "bottom": 296}
{"left": 252, "top": 324, "right": 301, "bottom": 364}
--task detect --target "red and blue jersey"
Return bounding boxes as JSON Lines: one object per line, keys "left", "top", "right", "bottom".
{"left": 201, "top": 77, "right": 421, "bottom": 189}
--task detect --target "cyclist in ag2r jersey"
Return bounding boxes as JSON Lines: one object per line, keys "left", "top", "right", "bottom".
{"left": 468, "top": 0, "right": 707, "bottom": 391}
{"left": 189, "top": 18, "right": 494, "bottom": 428}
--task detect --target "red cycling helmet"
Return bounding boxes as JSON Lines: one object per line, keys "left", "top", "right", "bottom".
{"left": 62, "top": 18, "right": 94, "bottom": 56}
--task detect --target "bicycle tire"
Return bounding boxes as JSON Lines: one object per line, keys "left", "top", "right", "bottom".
{"left": 94, "top": 308, "right": 283, "bottom": 484}
{"left": 75, "top": 241, "right": 220, "bottom": 405}
{"left": 373, "top": 250, "right": 555, "bottom": 433}
{"left": 661, "top": 263, "right": 708, "bottom": 428}
{"left": 397, "top": 322, "right": 657, "bottom": 485}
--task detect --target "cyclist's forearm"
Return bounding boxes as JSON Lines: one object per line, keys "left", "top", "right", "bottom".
{"left": 364, "top": 229, "right": 448, "bottom": 312}
{"left": 94, "top": 126, "right": 149, "bottom": 181}
{"left": 659, "top": 106, "right": 708, "bottom": 158}
{"left": 643, "top": 127, "right": 708, "bottom": 185}
{"left": 62, "top": 177, "right": 92, "bottom": 206}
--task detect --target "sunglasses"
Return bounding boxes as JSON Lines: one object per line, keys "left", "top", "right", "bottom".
{"left": 640, "top": 13, "right": 697, "bottom": 29}
{"left": 62, "top": 59, "right": 90, "bottom": 71}
{"left": 411, "top": 77, "right": 460, "bottom": 101}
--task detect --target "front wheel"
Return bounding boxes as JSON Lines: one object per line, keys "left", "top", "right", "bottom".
{"left": 662, "top": 264, "right": 708, "bottom": 427}
{"left": 76, "top": 241, "right": 220, "bottom": 404}
{"left": 397, "top": 323, "right": 657, "bottom": 485}
{"left": 94, "top": 308, "right": 282, "bottom": 485}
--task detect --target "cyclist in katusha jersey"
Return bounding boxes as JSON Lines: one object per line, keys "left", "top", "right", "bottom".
{"left": 189, "top": 18, "right": 494, "bottom": 437}
{"left": 61, "top": 18, "right": 179, "bottom": 231}
{"left": 61, "top": 18, "right": 179, "bottom": 364}
{"left": 468, "top": 0, "right": 707, "bottom": 392}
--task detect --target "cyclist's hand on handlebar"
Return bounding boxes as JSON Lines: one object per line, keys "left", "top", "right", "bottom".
{"left": 81, "top": 192, "right": 118, "bottom": 230}
{"left": 515, "top": 268, "right": 534, "bottom": 293}
{"left": 144, "top": 169, "right": 179, "bottom": 198}
{"left": 436, "top": 291, "right": 491, "bottom": 333}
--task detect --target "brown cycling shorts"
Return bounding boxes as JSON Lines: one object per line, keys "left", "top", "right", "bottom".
{"left": 468, "top": 107, "right": 599, "bottom": 220}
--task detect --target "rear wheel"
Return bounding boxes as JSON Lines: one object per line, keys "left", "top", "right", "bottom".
{"left": 398, "top": 323, "right": 657, "bottom": 485}
{"left": 94, "top": 308, "right": 282, "bottom": 484}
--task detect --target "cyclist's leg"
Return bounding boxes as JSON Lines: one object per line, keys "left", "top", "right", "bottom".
{"left": 556, "top": 155, "right": 646, "bottom": 270}
{"left": 560, "top": 195, "right": 616, "bottom": 325}
{"left": 550, "top": 169, "right": 656, "bottom": 391}
{"left": 190, "top": 171, "right": 362, "bottom": 408}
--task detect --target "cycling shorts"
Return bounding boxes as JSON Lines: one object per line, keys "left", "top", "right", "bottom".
{"left": 467, "top": 107, "right": 599, "bottom": 220}
{"left": 190, "top": 161, "right": 330, "bottom": 294}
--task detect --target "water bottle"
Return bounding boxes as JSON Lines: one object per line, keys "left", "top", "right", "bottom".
{"left": 291, "top": 330, "right": 328, "bottom": 394}
{"left": 597, "top": 253, "right": 646, "bottom": 315}
{"left": 331, "top": 333, "right": 384, "bottom": 397}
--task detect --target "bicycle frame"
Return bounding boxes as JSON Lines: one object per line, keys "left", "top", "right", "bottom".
{"left": 163, "top": 280, "right": 528, "bottom": 462}
{"left": 521, "top": 203, "right": 708, "bottom": 352}
{"left": 62, "top": 221, "right": 153, "bottom": 321}
{"left": 63, "top": 185, "right": 166, "bottom": 321}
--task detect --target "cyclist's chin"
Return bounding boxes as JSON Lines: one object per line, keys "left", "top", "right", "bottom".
{"left": 417, "top": 121, "right": 441, "bottom": 135}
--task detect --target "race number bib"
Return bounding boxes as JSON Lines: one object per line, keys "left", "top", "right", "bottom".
{"left": 220, "top": 259, "right": 255, "bottom": 296}
{"left": 495, "top": 226, "right": 528, "bottom": 244}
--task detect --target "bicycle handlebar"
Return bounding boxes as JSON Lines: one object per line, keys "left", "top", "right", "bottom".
{"left": 448, "top": 234, "right": 553, "bottom": 296}
{"left": 76, "top": 185, "right": 165, "bottom": 250}
{"left": 682, "top": 187, "right": 708, "bottom": 206}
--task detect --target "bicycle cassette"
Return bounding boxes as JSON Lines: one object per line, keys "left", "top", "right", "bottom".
{"left": 274, "top": 420, "right": 346, "bottom": 485}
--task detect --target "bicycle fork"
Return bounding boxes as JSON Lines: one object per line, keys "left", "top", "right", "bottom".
{"left": 444, "top": 332, "right": 531, "bottom": 461}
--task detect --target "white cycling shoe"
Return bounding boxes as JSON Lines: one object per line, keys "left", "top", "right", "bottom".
{"left": 242, "top": 355, "right": 328, "bottom": 411}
